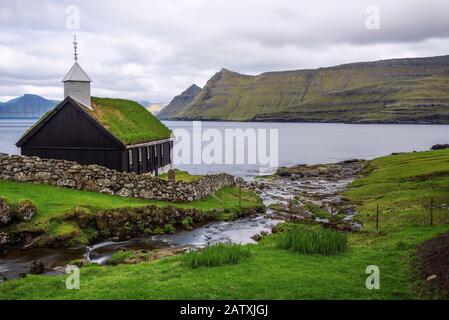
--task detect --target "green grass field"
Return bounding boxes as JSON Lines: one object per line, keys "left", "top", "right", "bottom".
{"left": 0, "top": 149, "right": 448, "bottom": 299}
{"left": 345, "top": 149, "right": 449, "bottom": 229}
{"left": 0, "top": 181, "right": 261, "bottom": 243}
{"left": 0, "top": 182, "right": 259, "bottom": 219}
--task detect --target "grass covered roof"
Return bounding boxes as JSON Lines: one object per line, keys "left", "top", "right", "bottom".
{"left": 89, "top": 97, "right": 172, "bottom": 145}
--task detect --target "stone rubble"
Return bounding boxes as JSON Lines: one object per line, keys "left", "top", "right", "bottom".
{"left": 244, "top": 160, "right": 367, "bottom": 232}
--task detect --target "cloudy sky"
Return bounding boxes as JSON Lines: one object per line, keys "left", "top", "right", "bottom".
{"left": 1, "top": 0, "right": 449, "bottom": 103}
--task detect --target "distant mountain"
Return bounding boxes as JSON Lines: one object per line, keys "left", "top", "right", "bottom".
{"left": 161, "top": 55, "right": 449, "bottom": 124}
{"left": 138, "top": 100, "right": 152, "bottom": 107}
{"left": 0, "top": 94, "right": 58, "bottom": 119}
{"left": 157, "top": 84, "right": 201, "bottom": 119}
{"left": 147, "top": 102, "right": 168, "bottom": 115}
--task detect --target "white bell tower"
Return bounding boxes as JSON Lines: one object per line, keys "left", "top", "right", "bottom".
{"left": 62, "top": 35, "right": 92, "bottom": 109}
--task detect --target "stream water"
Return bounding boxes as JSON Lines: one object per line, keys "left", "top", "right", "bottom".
{"left": 0, "top": 215, "right": 281, "bottom": 279}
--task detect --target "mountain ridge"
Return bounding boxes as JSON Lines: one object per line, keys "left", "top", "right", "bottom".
{"left": 0, "top": 94, "right": 58, "bottom": 119}
{"left": 158, "top": 84, "right": 202, "bottom": 119}
{"left": 160, "top": 55, "right": 449, "bottom": 124}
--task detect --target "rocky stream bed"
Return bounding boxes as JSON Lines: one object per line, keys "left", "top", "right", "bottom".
{"left": 244, "top": 159, "right": 366, "bottom": 232}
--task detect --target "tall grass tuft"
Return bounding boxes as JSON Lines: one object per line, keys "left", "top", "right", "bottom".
{"left": 184, "top": 243, "right": 251, "bottom": 268}
{"left": 279, "top": 228, "right": 348, "bottom": 255}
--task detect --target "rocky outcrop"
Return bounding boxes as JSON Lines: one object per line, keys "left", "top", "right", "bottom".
{"left": 0, "top": 154, "right": 235, "bottom": 202}
{"left": 245, "top": 160, "right": 367, "bottom": 232}
{"left": 0, "top": 232, "right": 10, "bottom": 246}
{"left": 0, "top": 198, "right": 12, "bottom": 227}
{"left": 157, "top": 84, "right": 201, "bottom": 119}
{"left": 16, "top": 200, "right": 37, "bottom": 222}
{"left": 276, "top": 159, "right": 366, "bottom": 180}
{"left": 431, "top": 144, "right": 449, "bottom": 150}
{"left": 29, "top": 260, "right": 45, "bottom": 275}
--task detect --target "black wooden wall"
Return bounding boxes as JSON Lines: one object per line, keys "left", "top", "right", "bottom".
{"left": 21, "top": 101, "right": 124, "bottom": 170}
{"left": 124, "top": 141, "right": 173, "bottom": 175}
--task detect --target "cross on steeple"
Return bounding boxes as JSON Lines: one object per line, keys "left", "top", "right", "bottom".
{"left": 73, "top": 34, "right": 78, "bottom": 62}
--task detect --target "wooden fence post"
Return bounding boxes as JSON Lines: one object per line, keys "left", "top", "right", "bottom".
{"left": 238, "top": 187, "right": 242, "bottom": 210}
{"left": 430, "top": 197, "right": 434, "bottom": 227}
{"left": 289, "top": 196, "right": 293, "bottom": 213}
{"left": 376, "top": 204, "right": 379, "bottom": 231}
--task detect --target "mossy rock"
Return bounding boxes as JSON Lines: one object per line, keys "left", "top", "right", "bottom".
{"left": 182, "top": 217, "right": 194, "bottom": 230}
{"left": 69, "top": 258, "right": 90, "bottom": 268}
{"left": 0, "top": 197, "right": 12, "bottom": 227}
{"left": 107, "top": 248, "right": 182, "bottom": 266}
{"left": 107, "top": 250, "right": 134, "bottom": 265}
{"left": 152, "top": 227, "right": 164, "bottom": 235}
{"left": 16, "top": 200, "right": 37, "bottom": 222}
{"left": 164, "top": 224, "right": 176, "bottom": 234}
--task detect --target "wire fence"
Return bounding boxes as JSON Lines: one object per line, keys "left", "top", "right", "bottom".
{"left": 374, "top": 197, "right": 449, "bottom": 230}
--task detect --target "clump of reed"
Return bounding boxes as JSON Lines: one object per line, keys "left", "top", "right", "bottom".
{"left": 184, "top": 243, "right": 251, "bottom": 268}
{"left": 279, "top": 227, "right": 348, "bottom": 255}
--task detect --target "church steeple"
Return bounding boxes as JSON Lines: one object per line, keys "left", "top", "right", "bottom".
{"left": 62, "top": 35, "right": 92, "bottom": 109}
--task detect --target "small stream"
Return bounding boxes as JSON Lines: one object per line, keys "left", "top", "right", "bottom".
{"left": 151, "top": 216, "right": 280, "bottom": 247}
{"left": 0, "top": 215, "right": 281, "bottom": 280}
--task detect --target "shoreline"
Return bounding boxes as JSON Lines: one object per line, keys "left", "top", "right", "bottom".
{"left": 159, "top": 118, "right": 449, "bottom": 126}
{"left": 3, "top": 117, "right": 449, "bottom": 126}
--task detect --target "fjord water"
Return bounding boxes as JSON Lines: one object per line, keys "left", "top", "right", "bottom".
{"left": 1, "top": 119, "right": 448, "bottom": 175}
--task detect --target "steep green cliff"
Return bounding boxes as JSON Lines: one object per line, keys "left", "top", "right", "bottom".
{"left": 162, "top": 55, "right": 449, "bottom": 123}
{"left": 158, "top": 84, "right": 201, "bottom": 119}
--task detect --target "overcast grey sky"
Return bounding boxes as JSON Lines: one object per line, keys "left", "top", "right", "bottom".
{"left": 1, "top": 0, "right": 449, "bottom": 102}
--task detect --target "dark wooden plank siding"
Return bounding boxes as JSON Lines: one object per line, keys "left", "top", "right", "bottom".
{"left": 163, "top": 142, "right": 171, "bottom": 166}
{"left": 131, "top": 149, "right": 139, "bottom": 174}
{"left": 146, "top": 146, "right": 153, "bottom": 173}
{"left": 21, "top": 102, "right": 123, "bottom": 170}
{"left": 121, "top": 151, "right": 128, "bottom": 172}
{"left": 23, "top": 103, "right": 119, "bottom": 149}
{"left": 122, "top": 141, "right": 172, "bottom": 175}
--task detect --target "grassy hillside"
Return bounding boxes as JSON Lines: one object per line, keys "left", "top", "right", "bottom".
{"left": 345, "top": 149, "right": 449, "bottom": 228}
{"left": 1, "top": 149, "right": 448, "bottom": 299}
{"left": 163, "top": 56, "right": 449, "bottom": 123}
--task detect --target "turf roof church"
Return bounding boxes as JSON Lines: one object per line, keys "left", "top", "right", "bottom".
{"left": 16, "top": 37, "right": 173, "bottom": 175}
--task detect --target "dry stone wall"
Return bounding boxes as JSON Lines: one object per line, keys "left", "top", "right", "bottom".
{"left": 0, "top": 153, "right": 235, "bottom": 202}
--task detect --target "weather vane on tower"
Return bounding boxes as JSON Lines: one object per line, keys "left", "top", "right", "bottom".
{"left": 73, "top": 34, "right": 78, "bottom": 62}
